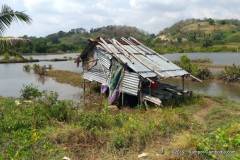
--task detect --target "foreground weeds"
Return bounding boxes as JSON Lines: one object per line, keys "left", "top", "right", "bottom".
{"left": 0, "top": 86, "right": 239, "bottom": 159}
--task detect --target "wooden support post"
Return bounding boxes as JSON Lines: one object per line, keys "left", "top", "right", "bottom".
{"left": 139, "top": 80, "right": 143, "bottom": 106}
{"left": 83, "top": 79, "right": 86, "bottom": 105}
{"left": 121, "top": 92, "right": 124, "bottom": 106}
{"left": 89, "top": 82, "right": 91, "bottom": 95}
{"left": 182, "top": 75, "right": 185, "bottom": 91}
{"left": 100, "top": 90, "right": 103, "bottom": 107}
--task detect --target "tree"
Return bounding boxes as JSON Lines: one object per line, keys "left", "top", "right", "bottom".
{"left": 187, "top": 32, "right": 197, "bottom": 42}
{"left": 202, "top": 37, "right": 213, "bottom": 48}
{"left": 0, "top": 4, "right": 32, "bottom": 49}
{"left": 207, "top": 18, "right": 215, "bottom": 25}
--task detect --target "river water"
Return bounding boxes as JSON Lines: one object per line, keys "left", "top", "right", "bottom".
{"left": 164, "top": 52, "right": 240, "bottom": 65}
{"left": 0, "top": 52, "right": 239, "bottom": 101}
{"left": 0, "top": 53, "right": 81, "bottom": 100}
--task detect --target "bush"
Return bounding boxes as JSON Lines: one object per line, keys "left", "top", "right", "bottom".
{"left": 32, "top": 64, "right": 47, "bottom": 75}
{"left": 178, "top": 55, "right": 200, "bottom": 76}
{"left": 20, "top": 84, "right": 42, "bottom": 100}
{"left": 219, "top": 64, "right": 240, "bottom": 82}
{"left": 3, "top": 52, "right": 10, "bottom": 61}
{"left": 48, "top": 101, "right": 73, "bottom": 122}
{"left": 40, "top": 91, "right": 58, "bottom": 107}
{"left": 78, "top": 112, "right": 113, "bottom": 132}
{"left": 202, "top": 37, "right": 213, "bottom": 48}
{"left": 197, "top": 68, "right": 212, "bottom": 80}
{"left": 23, "top": 64, "right": 31, "bottom": 72}
{"left": 177, "top": 55, "right": 212, "bottom": 80}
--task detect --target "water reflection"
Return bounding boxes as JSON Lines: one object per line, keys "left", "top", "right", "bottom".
{"left": 36, "top": 75, "right": 47, "bottom": 84}
{"left": 164, "top": 78, "right": 240, "bottom": 102}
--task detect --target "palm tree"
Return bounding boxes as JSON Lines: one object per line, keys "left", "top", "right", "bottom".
{"left": 0, "top": 4, "right": 32, "bottom": 48}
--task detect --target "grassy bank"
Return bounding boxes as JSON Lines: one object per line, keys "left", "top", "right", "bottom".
{"left": 0, "top": 84, "right": 240, "bottom": 159}
{"left": 46, "top": 70, "right": 83, "bottom": 87}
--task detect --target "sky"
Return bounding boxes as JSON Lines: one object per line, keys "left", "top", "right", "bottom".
{"left": 1, "top": 0, "right": 240, "bottom": 37}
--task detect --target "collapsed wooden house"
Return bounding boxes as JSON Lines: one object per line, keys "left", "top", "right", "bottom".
{"left": 79, "top": 37, "right": 196, "bottom": 106}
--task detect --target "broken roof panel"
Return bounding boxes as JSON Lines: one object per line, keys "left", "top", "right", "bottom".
{"left": 82, "top": 37, "right": 189, "bottom": 79}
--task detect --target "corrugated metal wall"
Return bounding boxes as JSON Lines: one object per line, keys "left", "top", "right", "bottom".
{"left": 96, "top": 49, "right": 112, "bottom": 69}
{"left": 83, "top": 49, "right": 111, "bottom": 84}
{"left": 121, "top": 72, "right": 140, "bottom": 96}
{"left": 83, "top": 48, "right": 141, "bottom": 96}
{"left": 83, "top": 71, "right": 107, "bottom": 84}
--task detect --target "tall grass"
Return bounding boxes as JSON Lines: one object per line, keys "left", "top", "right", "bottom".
{"left": 0, "top": 85, "right": 239, "bottom": 159}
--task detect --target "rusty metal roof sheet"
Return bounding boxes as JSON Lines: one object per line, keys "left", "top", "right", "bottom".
{"left": 83, "top": 37, "right": 189, "bottom": 78}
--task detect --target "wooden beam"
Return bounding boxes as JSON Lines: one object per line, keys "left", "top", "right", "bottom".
{"left": 190, "top": 75, "right": 203, "bottom": 82}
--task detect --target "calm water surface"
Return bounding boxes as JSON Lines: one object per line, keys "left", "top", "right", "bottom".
{"left": 164, "top": 52, "right": 240, "bottom": 101}
{"left": 164, "top": 79, "right": 240, "bottom": 102}
{"left": 164, "top": 52, "right": 240, "bottom": 65}
{"left": 0, "top": 53, "right": 82, "bottom": 100}
{"left": 0, "top": 53, "right": 240, "bottom": 101}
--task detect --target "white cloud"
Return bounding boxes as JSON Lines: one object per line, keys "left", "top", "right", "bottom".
{"left": 1, "top": 0, "right": 240, "bottom": 36}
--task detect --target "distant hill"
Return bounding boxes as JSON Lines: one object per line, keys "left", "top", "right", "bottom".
{"left": 153, "top": 18, "right": 240, "bottom": 53}
{"left": 14, "top": 25, "right": 152, "bottom": 54}
{"left": 12, "top": 19, "right": 240, "bottom": 54}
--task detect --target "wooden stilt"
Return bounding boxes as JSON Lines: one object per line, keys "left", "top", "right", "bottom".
{"left": 121, "top": 92, "right": 124, "bottom": 106}
{"left": 139, "top": 80, "right": 143, "bottom": 106}
{"left": 83, "top": 79, "right": 86, "bottom": 105}
{"left": 100, "top": 91, "right": 103, "bottom": 107}
{"left": 182, "top": 76, "right": 185, "bottom": 91}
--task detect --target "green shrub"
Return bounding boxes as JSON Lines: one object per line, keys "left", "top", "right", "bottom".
{"left": 197, "top": 68, "right": 213, "bottom": 80}
{"left": 32, "top": 64, "right": 47, "bottom": 75}
{"left": 23, "top": 64, "right": 31, "bottom": 72}
{"left": 48, "top": 101, "right": 73, "bottom": 122}
{"left": 177, "top": 55, "right": 212, "bottom": 80}
{"left": 111, "top": 117, "right": 139, "bottom": 150}
{"left": 40, "top": 91, "right": 58, "bottom": 107}
{"left": 178, "top": 55, "right": 200, "bottom": 76}
{"left": 3, "top": 52, "right": 10, "bottom": 61}
{"left": 112, "top": 129, "right": 133, "bottom": 150}
{"left": 78, "top": 112, "right": 113, "bottom": 132}
{"left": 20, "top": 84, "right": 42, "bottom": 100}
{"left": 33, "top": 64, "right": 40, "bottom": 72}
{"left": 113, "top": 113, "right": 129, "bottom": 128}
{"left": 219, "top": 64, "right": 240, "bottom": 82}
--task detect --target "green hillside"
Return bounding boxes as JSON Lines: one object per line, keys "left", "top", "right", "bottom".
{"left": 10, "top": 19, "right": 240, "bottom": 54}
{"left": 13, "top": 25, "right": 152, "bottom": 54}
{"left": 153, "top": 18, "right": 240, "bottom": 53}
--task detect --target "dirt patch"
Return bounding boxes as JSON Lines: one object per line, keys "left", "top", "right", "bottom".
{"left": 193, "top": 98, "right": 218, "bottom": 126}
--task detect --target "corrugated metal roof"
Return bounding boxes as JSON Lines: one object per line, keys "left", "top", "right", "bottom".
{"left": 94, "top": 37, "right": 189, "bottom": 78}
{"left": 81, "top": 37, "right": 189, "bottom": 79}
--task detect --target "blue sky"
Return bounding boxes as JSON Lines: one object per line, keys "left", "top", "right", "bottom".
{"left": 1, "top": 0, "right": 240, "bottom": 37}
